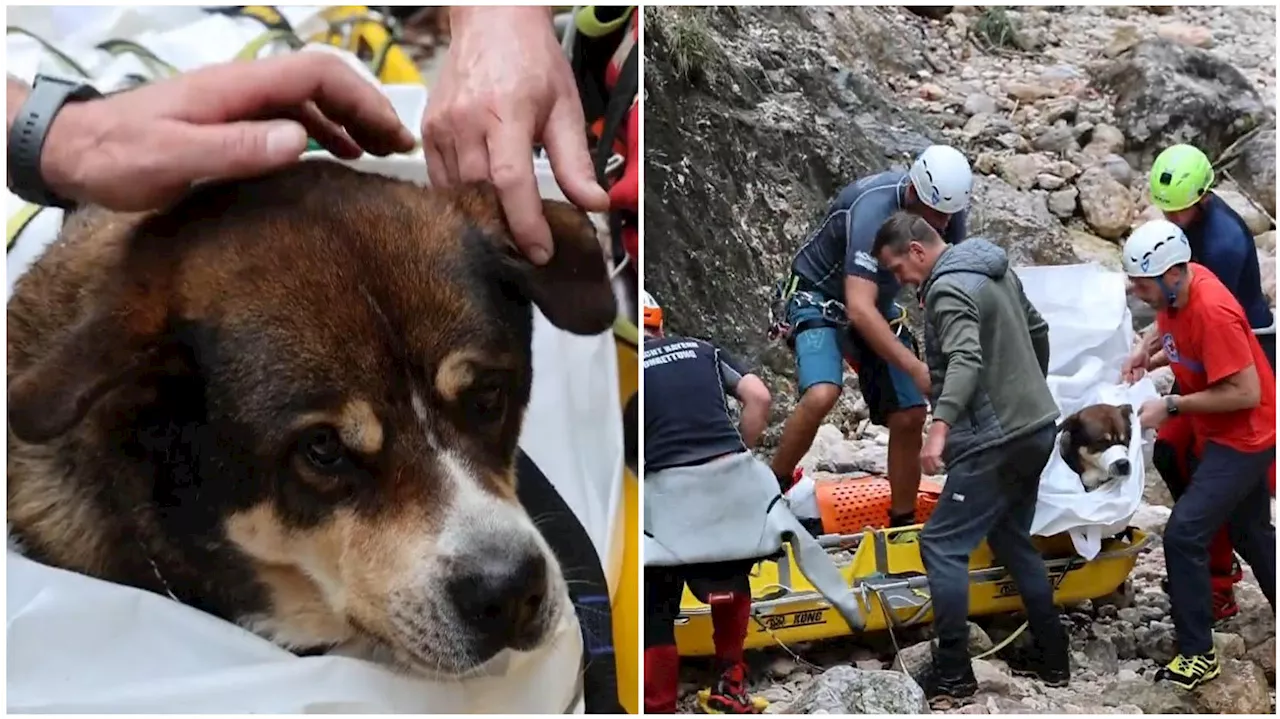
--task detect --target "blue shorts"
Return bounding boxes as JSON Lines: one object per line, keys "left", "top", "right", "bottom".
{"left": 787, "top": 294, "right": 926, "bottom": 426}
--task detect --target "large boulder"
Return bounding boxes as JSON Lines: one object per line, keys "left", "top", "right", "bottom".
{"left": 968, "top": 175, "right": 1079, "bottom": 266}
{"left": 1089, "top": 39, "right": 1271, "bottom": 170}
{"left": 1195, "top": 659, "right": 1273, "bottom": 714}
{"left": 644, "top": 6, "right": 967, "bottom": 437}
{"left": 777, "top": 665, "right": 931, "bottom": 714}
{"left": 1221, "top": 127, "right": 1277, "bottom": 218}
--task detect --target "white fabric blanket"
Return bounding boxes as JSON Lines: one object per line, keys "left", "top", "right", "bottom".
{"left": 1019, "top": 263, "right": 1158, "bottom": 559}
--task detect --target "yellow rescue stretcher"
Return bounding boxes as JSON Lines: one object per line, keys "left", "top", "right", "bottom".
{"left": 673, "top": 522, "right": 1151, "bottom": 657}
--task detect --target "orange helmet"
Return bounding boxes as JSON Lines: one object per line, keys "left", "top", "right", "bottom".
{"left": 642, "top": 290, "right": 663, "bottom": 330}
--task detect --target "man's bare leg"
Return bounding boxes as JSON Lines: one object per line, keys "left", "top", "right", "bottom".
{"left": 886, "top": 407, "right": 928, "bottom": 523}
{"left": 769, "top": 383, "right": 841, "bottom": 485}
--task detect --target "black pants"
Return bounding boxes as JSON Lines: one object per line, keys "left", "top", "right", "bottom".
{"left": 920, "top": 425, "right": 1067, "bottom": 671}
{"left": 643, "top": 560, "right": 755, "bottom": 648}
{"left": 1258, "top": 332, "right": 1276, "bottom": 372}
{"left": 1164, "top": 441, "right": 1277, "bottom": 655}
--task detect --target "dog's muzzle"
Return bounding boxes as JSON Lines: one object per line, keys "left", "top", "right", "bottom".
{"left": 1102, "top": 445, "right": 1130, "bottom": 477}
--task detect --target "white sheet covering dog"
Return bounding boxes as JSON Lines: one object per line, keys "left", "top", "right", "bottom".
{"left": 6, "top": 7, "right": 625, "bottom": 713}
{"left": 1017, "top": 263, "right": 1159, "bottom": 559}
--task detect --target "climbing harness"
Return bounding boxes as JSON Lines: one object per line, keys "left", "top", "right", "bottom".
{"left": 767, "top": 274, "right": 911, "bottom": 356}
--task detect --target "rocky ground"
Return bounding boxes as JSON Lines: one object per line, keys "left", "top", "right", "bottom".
{"left": 893, "top": 5, "right": 1276, "bottom": 328}
{"left": 646, "top": 5, "right": 1277, "bottom": 714}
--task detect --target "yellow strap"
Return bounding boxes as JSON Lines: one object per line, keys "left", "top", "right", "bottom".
{"left": 888, "top": 303, "right": 908, "bottom": 329}
{"left": 574, "top": 6, "right": 635, "bottom": 38}
{"left": 6, "top": 26, "right": 91, "bottom": 77}
{"left": 785, "top": 275, "right": 799, "bottom": 299}
{"left": 208, "top": 5, "right": 294, "bottom": 32}
{"left": 96, "top": 39, "right": 180, "bottom": 77}
{"left": 7, "top": 203, "right": 45, "bottom": 252}
{"left": 613, "top": 314, "right": 639, "bottom": 347}
{"left": 305, "top": 8, "right": 422, "bottom": 85}
{"left": 235, "top": 29, "right": 301, "bottom": 61}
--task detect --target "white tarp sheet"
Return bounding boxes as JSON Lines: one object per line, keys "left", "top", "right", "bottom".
{"left": 1018, "top": 263, "right": 1158, "bottom": 559}
{"left": 7, "top": 7, "right": 624, "bottom": 714}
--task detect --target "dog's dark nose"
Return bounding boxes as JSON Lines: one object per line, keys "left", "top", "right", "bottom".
{"left": 446, "top": 551, "right": 548, "bottom": 648}
{"left": 1112, "top": 458, "right": 1131, "bottom": 475}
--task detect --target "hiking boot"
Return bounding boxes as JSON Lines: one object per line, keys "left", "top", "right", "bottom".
{"left": 915, "top": 660, "right": 978, "bottom": 703}
{"left": 700, "top": 662, "right": 763, "bottom": 714}
{"left": 889, "top": 509, "right": 917, "bottom": 528}
{"left": 1004, "top": 645, "right": 1070, "bottom": 688}
{"left": 1156, "top": 650, "right": 1221, "bottom": 690}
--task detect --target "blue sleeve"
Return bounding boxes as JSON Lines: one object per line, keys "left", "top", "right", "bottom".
{"left": 944, "top": 209, "right": 968, "bottom": 245}
{"left": 1202, "top": 220, "right": 1249, "bottom": 297}
{"left": 843, "top": 206, "right": 883, "bottom": 282}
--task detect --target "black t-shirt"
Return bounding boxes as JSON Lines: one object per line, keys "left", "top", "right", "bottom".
{"left": 643, "top": 335, "right": 750, "bottom": 473}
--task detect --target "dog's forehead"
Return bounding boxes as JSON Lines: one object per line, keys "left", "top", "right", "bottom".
{"left": 1075, "top": 406, "right": 1125, "bottom": 442}
{"left": 171, "top": 177, "right": 522, "bottom": 409}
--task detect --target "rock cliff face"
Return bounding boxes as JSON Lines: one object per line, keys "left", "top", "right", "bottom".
{"left": 645, "top": 5, "right": 1276, "bottom": 715}
{"left": 645, "top": 5, "right": 1275, "bottom": 442}
{"left": 645, "top": 6, "right": 1080, "bottom": 439}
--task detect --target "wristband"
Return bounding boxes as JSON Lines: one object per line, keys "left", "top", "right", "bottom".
{"left": 7, "top": 74, "right": 103, "bottom": 209}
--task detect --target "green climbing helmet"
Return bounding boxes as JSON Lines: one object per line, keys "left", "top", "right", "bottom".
{"left": 1148, "top": 144, "right": 1215, "bottom": 212}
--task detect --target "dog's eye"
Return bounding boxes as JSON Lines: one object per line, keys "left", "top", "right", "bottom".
{"left": 460, "top": 378, "right": 506, "bottom": 424}
{"left": 470, "top": 383, "right": 504, "bottom": 416}
{"left": 300, "top": 426, "right": 349, "bottom": 473}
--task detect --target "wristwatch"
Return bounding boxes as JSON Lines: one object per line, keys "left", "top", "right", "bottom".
{"left": 7, "top": 74, "right": 103, "bottom": 209}
{"left": 1165, "top": 395, "right": 1180, "bottom": 416}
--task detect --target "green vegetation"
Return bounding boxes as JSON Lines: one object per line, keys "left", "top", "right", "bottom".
{"left": 648, "top": 6, "right": 725, "bottom": 85}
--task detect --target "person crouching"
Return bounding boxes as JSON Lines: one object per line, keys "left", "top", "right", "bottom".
{"left": 641, "top": 291, "right": 770, "bottom": 714}
{"left": 872, "top": 212, "right": 1070, "bottom": 701}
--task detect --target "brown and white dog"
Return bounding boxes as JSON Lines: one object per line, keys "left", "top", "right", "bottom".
{"left": 1057, "top": 403, "right": 1134, "bottom": 492}
{"left": 7, "top": 160, "right": 616, "bottom": 677}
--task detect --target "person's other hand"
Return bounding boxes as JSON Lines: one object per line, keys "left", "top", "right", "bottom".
{"left": 1138, "top": 398, "right": 1169, "bottom": 431}
{"left": 40, "top": 53, "right": 415, "bottom": 212}
{"left": 423, "top": 6, "right": 610, "bottom": 265}
{"left": 926, "top": 424, "right": 947, "bottom": 475}
{"left": 1121, "top": 347, "right": 1149, "bottom": 383}
{"left": 920, "top": 422, "right": 948, "bottom": 476}
{"left": 910, "top": 359, "right": 932, "bottom": 396}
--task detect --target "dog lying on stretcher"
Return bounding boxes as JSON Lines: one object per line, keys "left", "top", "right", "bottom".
{"left": 1057, "top": 403, "right": 1134, "bottom": 492}
{"left": 7, "top": 160, "right": 616, "bottom": 677}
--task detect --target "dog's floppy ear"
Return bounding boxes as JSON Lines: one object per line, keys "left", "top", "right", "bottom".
{"left": 508, "top": 200, "right": 617, "bottom": 336}
{"left": 1116, "top": 403, "right": 1134, "bottom": 442}
{"left": 8, "top": 279, "right": 171, "bottom": 444}
{"left": 1057, "top": 412, "right": 1081, "bottom": 435}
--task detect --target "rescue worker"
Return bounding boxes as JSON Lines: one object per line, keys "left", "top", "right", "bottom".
{"left": 1123, "top": 219, "right": 1276, "bottom": 689}
{"left": 1125, "top": 143, "right": 1276, "bottom": 621}
{"left": 641, "top": 290, "right": 770, "bottom": 714}
{"left": 871, "top": 212, "right": 1069, "bottom": 700}
{"left": 769, "top": 145, "right": 974, "bottom": 528}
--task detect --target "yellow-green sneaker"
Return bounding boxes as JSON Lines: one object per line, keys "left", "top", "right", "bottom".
{"left": 1156, "top": 649, "right": 1221, "bottom": 690}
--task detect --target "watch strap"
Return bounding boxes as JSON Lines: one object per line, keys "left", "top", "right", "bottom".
{"left": 1165, "top": 395, "right": 1179, "bottom": 415}
{"left": 7, "top": 74, "right": 102, "bottom": 209}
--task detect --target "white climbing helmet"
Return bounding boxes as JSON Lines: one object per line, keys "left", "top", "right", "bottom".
{"left": 909, "top": 144, "right": 973, "bottom": 215}
{"left": 1121, "top": 219, "right": 1192, "bottom": 278}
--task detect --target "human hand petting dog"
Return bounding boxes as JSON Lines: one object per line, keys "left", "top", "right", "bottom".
{"left": 9, "top": 53, "right": 415, "bottom": 212}
{"left": 423, "top": 6, "right": 611, "bottom": 266}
